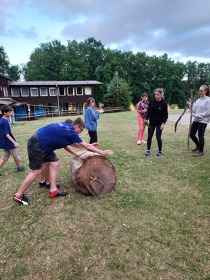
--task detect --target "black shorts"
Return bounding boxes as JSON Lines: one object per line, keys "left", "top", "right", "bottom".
{"left": 27, "top": 134, "right": 59, "bottom": 170}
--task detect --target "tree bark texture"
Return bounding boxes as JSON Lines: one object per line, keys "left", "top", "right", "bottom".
{"left": 71, "top": 151, "right": 116, "bottom": 196}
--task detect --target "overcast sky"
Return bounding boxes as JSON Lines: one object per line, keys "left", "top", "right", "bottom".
{"left": 1, "top": 0, "right": 210, "bottom": 65}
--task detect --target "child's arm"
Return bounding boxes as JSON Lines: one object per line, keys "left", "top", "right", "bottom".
{"left": 64, "top": 145, "right": 81, "bottom": 157}
{"left": 76, "top": 142, "right": 113, "bottom": 156}
{"left": 5, "top": 134, "right": 19, "bottom": 148}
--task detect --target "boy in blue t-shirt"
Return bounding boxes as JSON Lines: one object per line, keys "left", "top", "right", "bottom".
{"left": 0, "top": 105, "right": 25, "bottom": 174}
{"left": 13, "top": 117, "right": 113, "bottom": 205}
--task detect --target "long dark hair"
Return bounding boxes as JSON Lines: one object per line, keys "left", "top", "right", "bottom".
{"left": 84, "top": 97, "right": 95, "bottom": 109}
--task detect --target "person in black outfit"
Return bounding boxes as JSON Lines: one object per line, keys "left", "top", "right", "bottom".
{"left": 145, "top": 88, "right": 168, "bottom": 156}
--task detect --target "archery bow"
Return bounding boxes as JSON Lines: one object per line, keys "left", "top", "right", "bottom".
{"left": 174, "top": 102, "right": 188, "bottom": 133}
{"left": 174, "top": 79, "right": 194, "bottom": 151}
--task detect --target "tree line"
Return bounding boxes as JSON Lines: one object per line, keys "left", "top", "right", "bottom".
{"left": 1, "top": 37, "right": 210, "bottom": 108}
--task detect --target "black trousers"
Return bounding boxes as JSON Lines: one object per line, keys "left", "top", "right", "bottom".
{"left": 147, "top": 124, "right": 162, "bottom": 151}
{"left": 88, "top": 130, "right": 98, "bottom": 144}
{"left": 190, "top": 121, "right": 207, "bottom": 152}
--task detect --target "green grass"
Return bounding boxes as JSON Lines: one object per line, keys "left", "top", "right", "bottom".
{"left": 0, "top": 111, "right": 210, "bottom": 280}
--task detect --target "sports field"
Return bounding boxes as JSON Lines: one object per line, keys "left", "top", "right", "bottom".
{"left": 0, "top": 111, "right": 209, "bottom": 279}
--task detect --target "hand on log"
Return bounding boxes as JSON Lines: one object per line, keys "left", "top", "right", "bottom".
{"left": 91, "top": 142, "right": 101, "bottom": 148}
{"left": 102, "top": 150, "right": 113, "bottom": 156}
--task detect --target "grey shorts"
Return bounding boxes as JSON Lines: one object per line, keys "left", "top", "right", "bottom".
{"left": 28, "top": 134, "right": 59, "bottom": 170}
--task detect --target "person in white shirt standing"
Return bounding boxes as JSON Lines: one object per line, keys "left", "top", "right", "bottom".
{"left": 190, "top": 84, "right": 210, "bottom": 157}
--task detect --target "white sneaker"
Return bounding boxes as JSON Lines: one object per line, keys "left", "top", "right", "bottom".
{"left": 137, "top": 140, "right": 142, "bottom": 145}
{"left": 141, "top": 140, "right": 146, "bottom": 144}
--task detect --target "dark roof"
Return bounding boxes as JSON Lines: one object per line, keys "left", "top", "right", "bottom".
{"left": 0, "top": 73, "right": 13, "bottom": 81}
{"left": 10, "top": 80, "right": 102, "bottom": 86}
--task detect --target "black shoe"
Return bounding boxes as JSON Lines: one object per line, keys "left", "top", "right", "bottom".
{"left": 13, "top": 194, "right": 32, "bottom": 205}
{"left": 17, "top": 167, "right": 26, "bottom": 172}
{"left": 39, "top": 181, "right": 60, "bottom": 189}
{"left": 191, "top": 147, "right": 199, "bottom": 152}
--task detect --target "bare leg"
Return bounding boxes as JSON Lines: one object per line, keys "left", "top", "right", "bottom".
{"left": 0, "top": 158, "right": 5, "bottom": 167}
{"left": 49, "top": 160, "right": 60, "bottom": 192}
{"left": 39, "top": 162, "right": 50, "bottom": 183}
{"left": 15, "top": 169, "right": 42, "bottom": 196}
{"left": 14, "top": 159, "right": 21, "bottom": 168}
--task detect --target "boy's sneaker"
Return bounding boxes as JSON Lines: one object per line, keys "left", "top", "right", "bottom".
{"left": 13, "top": 194, "right": 32, "bottom": 205}
{"left": 17, "top": 166, "right": 26, "bottom": 172}
{"left": 156, "top": 151, "right": 163, "bottom": 156}
{"left": 145, "top": 151, "right": 150, "bottom": 156}
{"left": 39, "top": 181, "right": 61, "bottom": 189}
{"left": 49, "top": 189, "right": 69, "bottom": 198}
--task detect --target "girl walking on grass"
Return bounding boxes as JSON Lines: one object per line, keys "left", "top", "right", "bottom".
{"left": 137, "top": 93, "right": 149, "bottom": 145}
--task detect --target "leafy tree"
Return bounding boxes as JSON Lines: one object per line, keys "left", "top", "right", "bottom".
{"left": 65, "top": 40, "right": 89, "bottom": 80}
{"left": 0, "top": 46, "right": 10, "bottom": 75}
{"left": 7, "top": 65, "right": 22, "bottom": 80}
{"left": 104, "top": 72, "right": 132, "bottom": 110}
{"left": 24, "top": 40, "right": 67, "bottom": 80}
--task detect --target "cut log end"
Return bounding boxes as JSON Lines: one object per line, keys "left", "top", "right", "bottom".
{"left": 71, "top": 151, "right": 116, "bottom": 196}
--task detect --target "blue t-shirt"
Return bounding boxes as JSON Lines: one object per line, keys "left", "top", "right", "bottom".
{"left": 0, "top": 118, "right": 16, "bottom": 150}
{"left": 84, "top": 107, "right": 100, "bottom": 131}
{"left": 36, "top": 122, "right": 83, "bottom": 155}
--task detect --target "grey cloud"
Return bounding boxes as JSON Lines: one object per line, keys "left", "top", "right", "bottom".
{"left": 2, "top": 0, "right": 210, "bottom": 62}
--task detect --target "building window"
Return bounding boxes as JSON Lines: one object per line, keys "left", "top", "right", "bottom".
{"left": 11, "top": 87, "right": 20, "bottom": 97}
{"left": 40, "top": 87, "right": 47, "bottom": 96}
{"left": 67, "top": 86, "right": 74, "bottom": 96}
{"left": 49, "top": 88, "right": 57, "bottom": 96}
{"left": 76, "top": 86, "right": 83, "bottom": 95}
{"left": 30, "top": 88, "right": 38, "bottom": 97}
{"left": 21, "top": 87, "right": 29, "bottom": 97}
{"left": 84, "top": 86, "right": 92, "bottom": 95}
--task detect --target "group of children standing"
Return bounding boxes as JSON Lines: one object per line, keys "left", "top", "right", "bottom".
{"left": 137, "top": 88, "right": 168, "bottom": 156}
{"left": 137, "top": 85, "right": 210, "bottom": 157}
{"left": 1, "top": 85, "right": 210, "bottom": 205}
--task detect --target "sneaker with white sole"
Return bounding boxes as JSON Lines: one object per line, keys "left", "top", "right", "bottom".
{"left": 13, "top": 194, "right": 32, "bottom": 205}
{"left": 137, "top": 140, "right": 142, "bottom": 145}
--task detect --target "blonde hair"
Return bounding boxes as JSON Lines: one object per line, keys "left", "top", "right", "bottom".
{"left": 154, "top": 88, "right": 164, "bottom": 97}
{"left": 200, "top": 84, "right": 210, "bottom": 96}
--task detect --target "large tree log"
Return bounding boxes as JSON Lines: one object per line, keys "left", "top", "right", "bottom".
{"left": 71, "top": 151, "right": 116, "bottom": 196}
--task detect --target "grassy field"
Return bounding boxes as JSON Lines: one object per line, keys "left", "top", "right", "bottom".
{"left": 0, "top": 110, "right": 210, "bottom": 280}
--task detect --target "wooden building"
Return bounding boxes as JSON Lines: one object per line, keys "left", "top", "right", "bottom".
{"left": 0, "top": 74, "right": 101, "bottom": 120}
{"left": 0, "top": 74, "right": 12, "bottom": 99}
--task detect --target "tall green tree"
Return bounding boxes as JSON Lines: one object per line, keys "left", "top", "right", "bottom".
{"left": 0, "top": 46, "right": 21, "bottom": 80}
{"left": 7, "top": 65, "right": 22, "bottom": 81}
{"left": 104, "top": 72, "right": 132, "bottom": 110}
{"left": 65, "top": 40, "right": 89, "bottom": 80}
{"left": 0, "top": 46, "right": 10, "bottom": 75}
{"left": 24, "top": 40, "right": 67, "bottom": 80}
